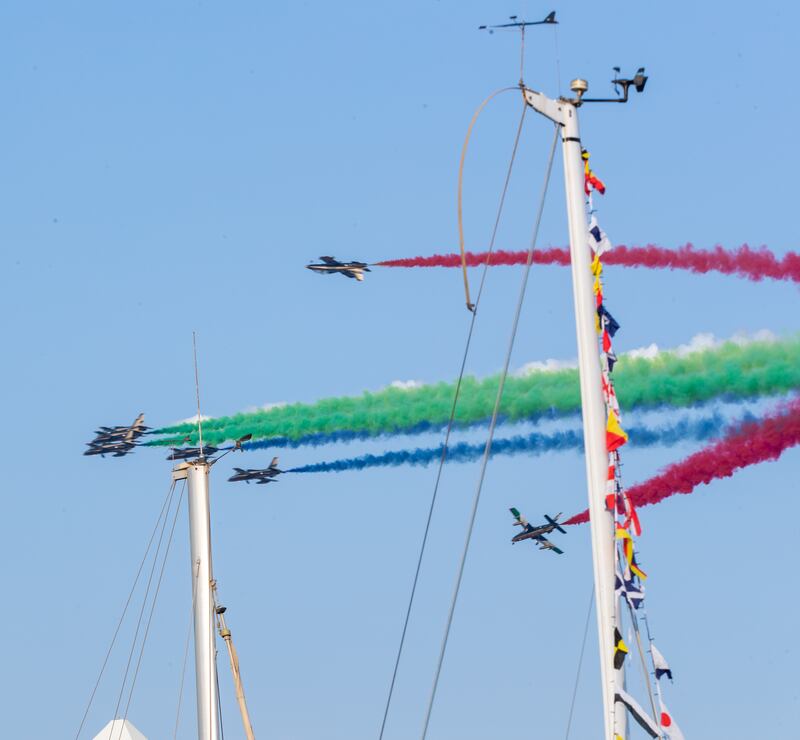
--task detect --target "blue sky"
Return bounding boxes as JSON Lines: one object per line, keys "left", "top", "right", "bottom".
{"left": 1, "top": 1, "right": 798, "bottom": 738}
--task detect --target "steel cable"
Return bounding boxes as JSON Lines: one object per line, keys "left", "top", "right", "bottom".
{"left": 421, "top": 124, "right": 560, "bottom": 739}
{"left": 74, "top": 481, "right": 176, "bottom": 739}
{"left": 377, "top": 101, "right": 529, "bottom": 740}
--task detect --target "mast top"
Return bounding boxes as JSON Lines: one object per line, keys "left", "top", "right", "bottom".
{"left": 192, "top": 331, "right": 206, "bottom": 459}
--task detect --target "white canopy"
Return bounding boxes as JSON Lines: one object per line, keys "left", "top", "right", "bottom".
{"left": 92, "top": 718, "right": 147, "bottom": 740}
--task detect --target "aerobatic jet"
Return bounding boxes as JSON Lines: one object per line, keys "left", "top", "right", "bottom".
{"left": 84, "top": 440, "right": 137, "bottom": 457}
{"left": 84, "top": 413, "right": 148, "bottom": 456}
{"left": 306, "top": 256, "right": 371, "bottom": 281}
{"left": 509, "top": 508, "right": 566, "bottom": 554}
{"left": 166, "top": 445, "right": 220, "bottom": 461}
{"left": 91, "top": 413, "right": 149, "bottom": 443}
{"left": 228, "top": 457, "right": 283, "bottom": 484}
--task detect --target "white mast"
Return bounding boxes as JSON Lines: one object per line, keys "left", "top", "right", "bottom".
{"left": 522, "top": 83, "right": 617, "bottom": 740}
{"left": 173, "top": 460, "right": 220, "bottom": 740}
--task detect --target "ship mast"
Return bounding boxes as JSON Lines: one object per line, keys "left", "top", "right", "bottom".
{"left": 172, "top": 333, "right": 220, "bottom": 740}
{"left": 521, "top": 73, "right": 645, "bottom": 740}
{"left": 172, "top": 459, "right": 220, "bottom": 740}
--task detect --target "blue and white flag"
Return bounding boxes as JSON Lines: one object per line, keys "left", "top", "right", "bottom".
{"left": 651, "top": 643, "right": 673, "bottom": 681}
{"left": 588, "top": 215, "right": 613, "bottom": 256}
{"left": 615, "top": 568, "right": 644, "bottom": 610}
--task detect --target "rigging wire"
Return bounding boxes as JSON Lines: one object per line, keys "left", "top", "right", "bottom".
{"left": 74, "top": 481, "right": 176, "bottom": 740}
{"left": 107, "top": 480, "right": 179, "bottom": 740}
{"left": 565, "top": 586, "right": 595, "bottom": 739}
{"left": 119, "top": 480, "right": 186, "bottom": 737}
{"left": 216, "top": 652, "right": 226, "bottom": 740}
{"left": 457, "top": 87, "right": 519, "bottom": 311}
{"left": 376, "top": 101, "right": 530, "bottom": 740}
{"left": 622, "top": 571, "right": 662, "bottom": 732}
{"left": 173, "top": 561, "right": 200, "bottom": 739}
{"left": 553, "top": 23, "right": 562, "bottom": 97}
{"left": 421, "top": 124, "right": 560, "bottom": 739}
{"left": 640, "top": 603, "right": 667, "bottom": 723}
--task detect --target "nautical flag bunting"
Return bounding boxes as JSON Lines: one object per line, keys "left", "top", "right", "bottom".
{"left": 614, "top": 690, "right": 661, "bottom": 738}
{"left": 606, "top": 411, "right": 628, "bottom": 451}
{"left": 651, "top": 643, "right": 673, "bottom": 681}
{"left": 614, "top": 627, "right": 629, "bottom": 669}
{"left": 615, "top": 568, "right": 645, "bottom": 610}
{"left": 582, "top": 149, "right": 606, "bottom": 195}
{"left": 659, "top": 702, "right": 685, "bottom": 739}
{"left": 588, "top": 215, "right": 613, "bottom": 255}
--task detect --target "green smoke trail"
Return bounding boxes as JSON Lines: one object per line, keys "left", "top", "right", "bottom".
{"left": 150, "top": 337, "right": 800, "bottom": 447}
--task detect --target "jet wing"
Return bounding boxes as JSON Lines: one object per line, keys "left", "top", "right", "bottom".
{"left": 509, "top": 507, "right": 529, "bottom": 527}
{"left": 536, "top": 535, "right": 564, "bottom": 555}
{"left": 320, "top": 256, "right": 340, "bottom": 265}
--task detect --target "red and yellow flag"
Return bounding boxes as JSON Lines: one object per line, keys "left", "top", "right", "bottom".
{"left": 606, "top": 410, "right": 628, "bottom": 452}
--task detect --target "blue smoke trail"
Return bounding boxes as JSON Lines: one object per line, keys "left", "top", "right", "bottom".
{"left": 285, "top": 413, "right": 756, "bottom": 474}
{"left": 235, "top": 397, "right": 772, "bottom": 453}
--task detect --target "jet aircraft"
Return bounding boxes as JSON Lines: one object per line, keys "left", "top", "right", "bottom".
{"left": 167, "top": 445, "right": 220, "bottom": 461}
{"left": 306, "top": 256, "right": 371, "bottom": 281}
{"left": 84, "top": 440, "right": 136, "bottom": 457}
{"left": 509, "top": 507, "right": 566, "bottom": 554}
{"left": 84, "top": 414, "right": 148, "bottom": 457}
{"left": 228, "top": 457, "right": 283, "bottom": 484}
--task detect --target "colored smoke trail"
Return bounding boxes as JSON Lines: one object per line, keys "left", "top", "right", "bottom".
{"left": 565, "top": 400, "right": 800, "bottom": 525}
{"left": 377, "top": 244, "right": 800, "bottom": 283}
{"left": 149, "top": 338, "right": 800, "bottom": 447}
{"left": 285, "top": 414, "right": 750, "bottom": 474}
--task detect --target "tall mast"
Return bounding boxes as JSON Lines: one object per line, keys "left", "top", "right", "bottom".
{"left": 522, "top": 84, "right": 617, "bottom": 740}
{"left": 174, "top": 461, "right": 220, "bottom": 740}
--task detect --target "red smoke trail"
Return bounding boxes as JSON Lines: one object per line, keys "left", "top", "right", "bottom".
{"left": 565, "top": 400, "right": 800, "bottom": 525}
{"left": 377, "top": 244, "right": 800, "bottom": 283}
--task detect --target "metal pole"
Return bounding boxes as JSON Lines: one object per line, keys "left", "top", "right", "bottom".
{"left": 213, "top": 585, "right": 256, "bottom": 740}
{"left": 522, "top": 84, "right": 636, "bottom": 740}
{"left": 559, "top": 101, "right": 617, "bottom": 740}
{"left": 184, "top": 462, "right": 220, "bottom": 740}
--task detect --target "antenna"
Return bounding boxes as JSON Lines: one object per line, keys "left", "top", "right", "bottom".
{"left": 193, "top": 331, "right": 205, "bottom": 458}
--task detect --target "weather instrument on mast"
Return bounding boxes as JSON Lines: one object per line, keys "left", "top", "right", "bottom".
{"left": 574, "top": 66, "right": 649, "bottom": 104}
{"left": 478, "top": 12, "right": 557, "bottom": 32}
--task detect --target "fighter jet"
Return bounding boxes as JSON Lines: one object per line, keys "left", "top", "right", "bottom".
{"left": 166, "top": 445, "right": 220, "bottom": 461}
{"left": 91, "top": 413, "right": 149, "bottom": 444}
{"left": 84, "top": 414, "right": 148, "bottom": 457}
{"left": 228, "top": 457, "right": 283, "bottom": 484}
{"left": 306, "top": 256, "right": 371, "bottom": 282}
{"left": 84, "top": 440, "right": 137, "bottom": 457}
{"left": 509, "top": 508, "right": 566, "bottom": 554}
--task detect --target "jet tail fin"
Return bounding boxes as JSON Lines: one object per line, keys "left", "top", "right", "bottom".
{"left": 545, "top": 513, "right": 566, "bottom": 534}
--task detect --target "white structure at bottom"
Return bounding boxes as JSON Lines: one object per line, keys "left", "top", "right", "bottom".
{"left": 92, "top": 718, "right": 148, "bottom": 740}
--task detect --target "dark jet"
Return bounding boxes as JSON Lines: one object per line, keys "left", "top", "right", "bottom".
{"left": 83, "top": 440, "right": 136, "bottom": 458}
{"left": 509, "top": 508, "right": 566, "bottom": 554}
{"left": 228, "top": 457, "right": 283, "bottom": 484}
{"left": 479, "top": 12, "right": 557, "bottom": 30}
{"left": 167, "top": 445, "right": 220, "bottom": 461}
{"left": 306, "top": 256, "right": 371, "bottom": 282}
{"left": 85, "top": 413, "right": 148, "bottom": 456}
{"left": 91, "top": 413, "right": 149, "bottom": 444}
